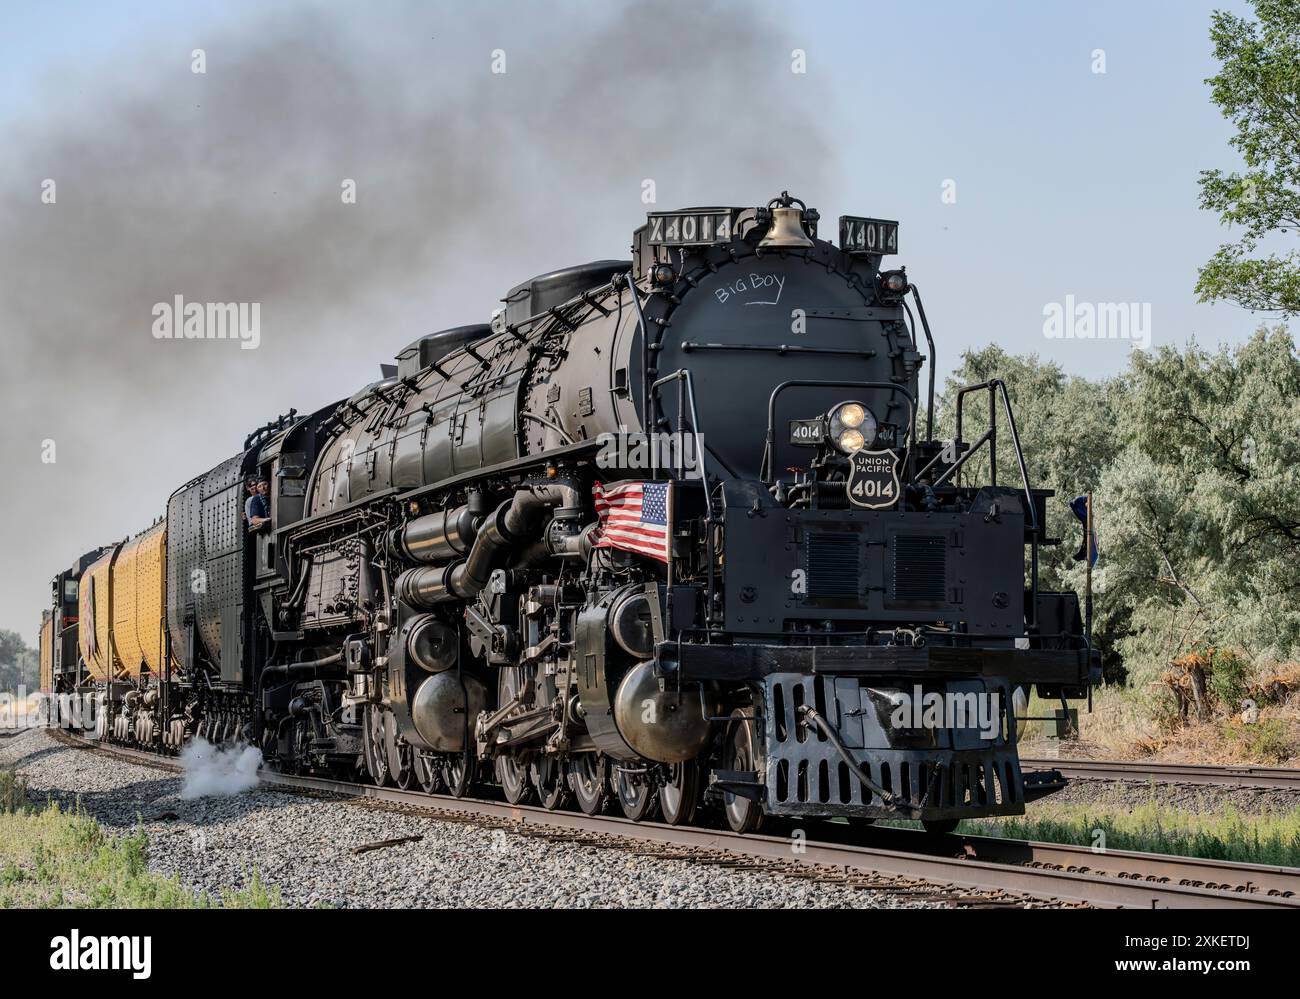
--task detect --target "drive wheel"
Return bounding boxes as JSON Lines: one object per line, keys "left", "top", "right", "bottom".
{"left": 394, "top": 742, "right": 417, "bottom": 790}
{"left": 413, "top": 752, "right": 443, "bottom": 794}
{"left": 363, "top": 705, "right": 392, "bottom": 787}
{"left": 569, "top": 754, "right": 608, "bottom": 815}
{"left": 922, "top": 818, "right": 960, "bottom": 835}
{"left": 496, "top": 752, "right": 532, "bottom": 804}
{"left": 441, "top": 752, "right": 476, "bottom": 798}
{"left": 495, "top": 669, "right": 533, "bottom": 804}
{"left": 723, "top": 707, "right": 764, "bottom": 834}
{"left": 530, "top": 755, "right": 569, "bottom": 811}
{"left": 658, "top": 759, "right": 700, "bottom": 827}
{"left": 614, "top": 767, "right": 657, "bottom": 822}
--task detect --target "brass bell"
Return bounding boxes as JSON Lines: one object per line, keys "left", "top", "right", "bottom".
{"left": 758, "top": 205, "right": 814, "bottom": 248}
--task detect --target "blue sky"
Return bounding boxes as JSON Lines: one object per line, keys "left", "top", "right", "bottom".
{"left": 0, "top": 0, "right": 1258, "bottom": 375}
{"left": 0, "top": 0, "right": 1268, "bottom": 642}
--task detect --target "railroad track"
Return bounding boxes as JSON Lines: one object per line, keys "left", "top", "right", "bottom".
{"left": 41, "top": 729, "right": 1300, "bottom": 910}
{"left": 1022, "top": 757, "right": 1300, "bottom": 790}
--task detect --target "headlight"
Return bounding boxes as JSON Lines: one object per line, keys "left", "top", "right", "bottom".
{"left": 828, "top": 400, "right": 877, "bottom": 454}
{"left": 837, "top": 429, "right": 866, "bottom": 452}
{"left": 837, "top": 403, "right": 866, "bottom": 429}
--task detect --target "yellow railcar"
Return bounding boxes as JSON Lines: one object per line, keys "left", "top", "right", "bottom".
{"left": 39, "top": 610, "right": 54, "bottom": 693}
{"left": 79, "top": 545, "right": 120, "bottom": 681}
{"left": 111, "top": 521, "right": 167, "bottom": 678}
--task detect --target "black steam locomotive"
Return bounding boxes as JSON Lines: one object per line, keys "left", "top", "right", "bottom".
{"left": 41, "top": 192, "right": 1096, "bottom": 833}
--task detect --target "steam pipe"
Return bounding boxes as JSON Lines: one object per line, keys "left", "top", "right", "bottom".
{"left": 261, "top": 651, "right": 343, "bottom": 678}
{"left": 389, "top": 505, "right": 477, "bottom": 564}
{"left": 463, "top": 490, "right": 550, "bottom": 593}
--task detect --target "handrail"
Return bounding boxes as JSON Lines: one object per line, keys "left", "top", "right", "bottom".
{"left": 951, "top": 378, "right": 1038, "bottom": 534}
{"left": 649, "top": 369, "right": 711, "bottom": 491}
{"left": 625, "top": 271, "right": 653, "bottom": 428}
{"left": 648, "top": 367, "right": 718, "bottom": 634}
{"left": 906, "top": 284, "right": 938, "bottom": 443}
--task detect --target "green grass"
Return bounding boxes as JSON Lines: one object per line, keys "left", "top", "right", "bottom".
{"left": 1221, "top": 717, "right": 1295, "bottom": 763}
{"left": 973, "top": 800, "right": 1300, "bottom": 868}
{"left": 0, "top": 767, "right": 282, "bottom": 909}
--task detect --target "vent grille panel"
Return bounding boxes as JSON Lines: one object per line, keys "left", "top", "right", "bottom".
{"left": 805, "top": 532, "right": 860, "bottom": 599}
{"left": 892, "top": 534, "right": 946, "bottom": 602}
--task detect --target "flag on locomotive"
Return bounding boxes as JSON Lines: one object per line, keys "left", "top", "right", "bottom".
{"left": 592, "top": 480, "right": 672, "bottom": 563}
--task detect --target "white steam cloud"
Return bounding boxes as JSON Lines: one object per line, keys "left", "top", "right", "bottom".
{"left": 178, "top": 740, "right": 263, "bottom": 798}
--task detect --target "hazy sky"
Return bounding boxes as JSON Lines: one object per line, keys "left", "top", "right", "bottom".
{"left": 0, "top": 0, "right": 1265, "bottom": 644}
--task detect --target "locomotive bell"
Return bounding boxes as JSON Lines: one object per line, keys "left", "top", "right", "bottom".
{"left": 758, "top": 206, "right": 814, "bottom": 248}
{"left": 613, "top": 660, "right": 717, "bottom": 764}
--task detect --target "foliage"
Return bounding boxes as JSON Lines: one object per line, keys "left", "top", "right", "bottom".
{"left": 1104, "top": 330, "right": 1300, "bottom": 683}
{"left": 0, "top": 769, "right": 30, "bottom": 815}
{"left": 0, "top": 798, "right": 283, "bottom": 908}
{"left": 978, "top": 799, "right": 1300, "bottom": 868}
{"left": 0, "top": 629, "right": 38, "bottom": 693}
{"left": 1197, "top": 0, "right": 1300, "bottom": 315}
{"left": 933, "top": 328, "right": 1300, "bottom": 698}
{"left": 1221, "top": 716, "right": 1295, "bottom": 763}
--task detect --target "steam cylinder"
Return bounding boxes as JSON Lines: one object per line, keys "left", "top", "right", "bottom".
{"left": 411, "top": 671, "right": 487, "bottom": 752}
{"left": 613, "top": 660, "right": 716, "bottom": 764}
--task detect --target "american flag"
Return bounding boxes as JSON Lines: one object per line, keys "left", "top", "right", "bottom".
{"left": 592, "top": 480, "right": 672, "bottom": 563}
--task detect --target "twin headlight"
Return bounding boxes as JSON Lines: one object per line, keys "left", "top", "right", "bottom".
{"left": 827, "top": 400, "right": 877, "bottom": 454}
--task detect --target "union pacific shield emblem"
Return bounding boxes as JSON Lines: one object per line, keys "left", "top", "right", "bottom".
{"left": 847, "top": 449, "right": 900, "bottom": 509}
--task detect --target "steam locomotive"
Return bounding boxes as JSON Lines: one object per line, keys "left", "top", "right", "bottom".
{"left": 39, "top": 192, "right": 1097, "bottom": 833}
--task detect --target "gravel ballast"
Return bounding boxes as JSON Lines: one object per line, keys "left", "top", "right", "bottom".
{"left": 0, "top": 728, "right": 945, "bottom": 909}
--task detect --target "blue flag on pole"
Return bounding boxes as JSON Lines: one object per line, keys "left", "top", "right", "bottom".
{"left": 1070, "top": 495, "right": 1099, "bottom": 566}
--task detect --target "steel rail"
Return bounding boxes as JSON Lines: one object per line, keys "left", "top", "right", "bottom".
{"left": 1023, "top": 757, "right": 1300, "bottom": 791}
{"left": 40, "top": 730, "right": 1300, "bottom": 910}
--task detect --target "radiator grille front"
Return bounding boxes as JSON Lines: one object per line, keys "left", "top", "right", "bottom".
{"left": 891, "top": 534, "right": 947, "bottom": 602}
{"left": 805, "top": 532, "right": 860, "bottom": 599}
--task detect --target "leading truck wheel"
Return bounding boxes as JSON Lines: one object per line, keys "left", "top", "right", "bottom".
{"left": 921, "top": 819, "right": 960, "bottom": 835}
{"left": 658, "top": 760, "right": 700, "bottom": 826}
{"left": 723, "top": 707, "right": 765, "bottom": 834}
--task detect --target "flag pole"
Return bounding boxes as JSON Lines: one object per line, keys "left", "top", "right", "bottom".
{"left": 664, "top": 481, "right": 674, "bottom": 641}
{"left": 1085, "top": 489, "right": 1093, "bottom": 647}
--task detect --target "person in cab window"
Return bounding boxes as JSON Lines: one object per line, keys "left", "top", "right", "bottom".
{"left": 241, "top": 477, "right": 257, "bottom": 525}
{"left": 246, "top": 477, "right": 271, "bottom": 531}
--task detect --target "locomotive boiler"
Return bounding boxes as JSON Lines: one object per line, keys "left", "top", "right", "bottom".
{"left": 39, "top": 191, "right": 1097, "bottom": 833}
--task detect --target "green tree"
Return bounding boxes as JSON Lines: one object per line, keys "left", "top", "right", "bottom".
{"left": 1098, "top": 329, "right": 1300, "bottom": 683}
{"left": 0, "top": 629, "right": 29, "bottom": 693}
{"left": 1197, "top": 0, "right": 1300, "bottom": 314}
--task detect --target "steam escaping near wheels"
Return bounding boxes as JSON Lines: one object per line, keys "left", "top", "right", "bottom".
{"left": 179, "top": 740, "right": 263, "bottom": 799}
